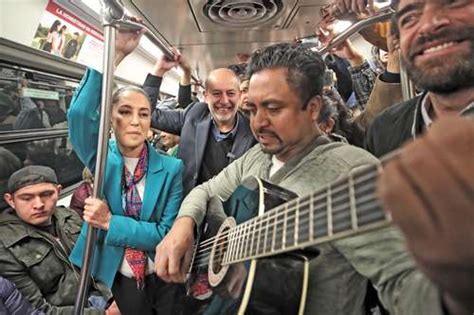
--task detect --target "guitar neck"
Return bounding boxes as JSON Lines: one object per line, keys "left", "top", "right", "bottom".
{"left": 221, "top": 163, "right": 391, "bottom": 265}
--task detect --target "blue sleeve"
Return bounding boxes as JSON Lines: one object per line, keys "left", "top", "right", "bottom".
{"left": 0, "top": 276, "right": 44, "bottom": 315}
{"left": 4, "top": 286, "right": 42, "bottom": 315}
{"left": 104, "top": 161, "right": 184, "bottom": 251}
{"left": 67, "top": 68, "right": 102, "bottom": 173}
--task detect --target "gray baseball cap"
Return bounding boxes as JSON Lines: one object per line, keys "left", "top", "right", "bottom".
{"left": 8, "top": 165, "right": 58, "bottom": 193}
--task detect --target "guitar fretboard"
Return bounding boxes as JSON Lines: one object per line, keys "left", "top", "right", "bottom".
{"left": 220, "top": 164, "right": 391, "bottom": 265}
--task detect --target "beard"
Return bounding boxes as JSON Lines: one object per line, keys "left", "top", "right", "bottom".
{"left": 259, "top": 143, "right": 283, "bottom": 155}
{"left": 402, "top": 27, "right": 474, "bottom": 94}
{"left": 253, "top": 129, "right": 285, "bottom": 155}
{"left": 209, "top": 104, "right": 237, "bottom": 125}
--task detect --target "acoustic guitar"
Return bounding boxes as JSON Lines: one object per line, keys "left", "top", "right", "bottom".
{"left": 186, "top": 162, "right": 390, "bottom": 314}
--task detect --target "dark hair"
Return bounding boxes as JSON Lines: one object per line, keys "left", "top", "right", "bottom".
{"left": 319, "top": 95, "right": 339, "bottom": 124}
{"left": 112, "top": 86, "right": 151, "bottom": 109}
{"left": 323, "top": 87, "right": 365, "bottom": 146}
{"left": 49, "top": 20, "right": 61, "bottom": 33}
{"left": 247, "top": 43, "right": 326, "bottom": 109}
{"left": 228, "top": 63, "right": 248, "bottom": 78}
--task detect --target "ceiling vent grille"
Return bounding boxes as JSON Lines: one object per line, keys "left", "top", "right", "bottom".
{"left": 203, "top": 0, "right": 283, "bottom": 28}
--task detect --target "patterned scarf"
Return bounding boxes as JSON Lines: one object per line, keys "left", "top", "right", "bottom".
{"left": 122, "top": 144, "right": 148, "bottom": 289}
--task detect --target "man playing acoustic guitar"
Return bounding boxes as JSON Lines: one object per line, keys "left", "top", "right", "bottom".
{"left": 153, "top": 41, "right": 472, "bottom": 315}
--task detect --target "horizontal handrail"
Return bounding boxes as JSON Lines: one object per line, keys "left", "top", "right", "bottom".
{"left": 318, "top": 6, "right": 395, "bottom": 54}
{"left": 0, "top": 128, "right": 68, "bottom": 145}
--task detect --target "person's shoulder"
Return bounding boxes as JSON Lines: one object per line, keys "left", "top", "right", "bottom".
{"left": 237, "top": 112, "right": 252, "bottom": 131}
{"left": 311, "top": 141, "right": 379, "bottom": 169}
{"left": 184, "top": 102, "right": 210, "bottom": 118}
{"left": 158, "top": 152, "right": 183, "bottom": 169}
{"left": 372, "top": 95, "right": 421, "bottom": 127}
{"left": 239, "top": 143, "right": 265, "bottom": 163}
{"left": 55, "top": 206, "right": 82, "bottom": 223}
{"left": 108, "top": 138, "right": 127, "bottom": 157}
{"left": 0, "top": 209, "right": 23, "bottom": 226}
{"left": 0, "top": 210, "right": 30, "bottom": 248}
{"left": 150, "top": 147, "right": 183, "bottom": 174}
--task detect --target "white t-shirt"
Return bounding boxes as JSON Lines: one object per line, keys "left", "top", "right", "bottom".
{"left": 269, "top": 155, "right": 285, "bottom": 178}
{"left": 119, "top": 157, "right": 155, "bottom": 278}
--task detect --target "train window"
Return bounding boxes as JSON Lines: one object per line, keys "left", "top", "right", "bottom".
{"left": 0, "top": 136, "right": 84, "bottom": 210}
{"left": 0, "top": 64, "right": 79, "bottom": 133}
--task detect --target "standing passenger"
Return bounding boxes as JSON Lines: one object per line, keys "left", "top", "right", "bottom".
{"left": 142, "top": 52, "right": 257, "bottom": 196}
{"left": 154, "top": 42, "right": 456, "bottom": 315}
{"left": 52, "top": 25, "right": 67, "bottom": 56}
{"left": 364, "top": 0, "right": 474, "bottom": 157}
{"left": 67, "top": 29, "right": 185, "bottom": 315}
{"left": 42, "top": 20, "right": 60, "bottom": 53}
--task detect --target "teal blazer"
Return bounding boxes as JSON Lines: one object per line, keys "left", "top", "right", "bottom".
{"left": 68, "top": 68, "right": 184, "bottom": 288}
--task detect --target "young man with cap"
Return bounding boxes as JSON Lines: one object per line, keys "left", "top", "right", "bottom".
{"left": 0, "top": 166, "right": 116, "bottom": 314}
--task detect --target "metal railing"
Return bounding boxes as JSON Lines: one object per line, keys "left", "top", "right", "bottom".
{"left": 317, "top": 6, "right": 395, "bottom": 54}
{"left": 297, "top": 5, "right": 416, "bottom": 101}
{"left": 101, "top": 0, "right": 202, "bottom": 85}
{"left": 74, "top": 0, "right": 201, "bottom": 312}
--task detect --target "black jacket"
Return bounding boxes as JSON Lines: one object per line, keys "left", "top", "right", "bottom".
{"left": 143, "top": 74, "right": 193, "bottom": 109}
{"left": 365, "top": 94, "right": 424, "bottom": 158}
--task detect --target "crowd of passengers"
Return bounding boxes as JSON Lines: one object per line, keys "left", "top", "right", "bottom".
{"left": 1, "top": 0, "right": 473, "bottom": 313}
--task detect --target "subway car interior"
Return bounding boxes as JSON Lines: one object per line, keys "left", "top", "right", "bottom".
{"left": 0, "top": 0, "right": 473, "bottom": 314}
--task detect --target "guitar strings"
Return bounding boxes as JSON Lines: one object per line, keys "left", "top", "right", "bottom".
{"left": 224, "top": 198, "right": 382, "bottom": 265}
{"left": 191, "top": 184, "right": 380, "bottom": 270}
{"left": 190, "top": 198, "right": 383, "bottom": 266}
{"left": 190, "top": 191, "right": 381, "bottom": 269}
{"left": 193, "top": 201, "right": 382, "bottom": 270}
{"left": 191, "top": 146, "right": 401, "bottom": 260}
{"left": 191, "top": 184, "right": 377, "bottom": 265}
{"left": 189, "top": 170, "right": 380, "bottom": 268}
{"left": 194, "top": 166, "right": 378, "bottom": 254}
{"left": 190, "top": 167, "right": 379, "bottom": 264}
{"left": 190, "top": 197, "right": 382, "bottom": 270}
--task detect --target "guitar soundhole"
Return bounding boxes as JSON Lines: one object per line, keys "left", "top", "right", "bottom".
{"left": 208, "top": 217, "right": 236, "bottom": 287}
{"left": 212, "top": 228, "right": 228, "bottom": 274}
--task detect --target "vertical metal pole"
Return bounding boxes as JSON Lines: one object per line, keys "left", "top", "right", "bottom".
{"left": 73, "top": 25, "right": 116, "bottom": 315}
{"left": 400, "top": 56, "right": 416, "bottom": 101}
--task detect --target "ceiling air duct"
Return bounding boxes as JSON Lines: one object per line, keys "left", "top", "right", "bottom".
{"left": 203, "top": 0, "right": 283, "bottom": 28}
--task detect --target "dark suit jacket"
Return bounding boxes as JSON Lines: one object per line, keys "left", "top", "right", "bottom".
{"left": 143, "top": 74, "right": 193, "bottom": 109}
{"left": 144, "top": 73, "right": 256, "bottom": 196}
{"left": 151, "top": 102, "right": 256, "bottom": 196}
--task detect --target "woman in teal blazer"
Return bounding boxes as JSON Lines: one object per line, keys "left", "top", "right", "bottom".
{"left": 68, "top": 65, "right": 184, "bottom": 314}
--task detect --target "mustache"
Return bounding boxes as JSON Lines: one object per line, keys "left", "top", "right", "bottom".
{"left": 409, "top": 27, "right": 474, "bottom": 60}
{"left": 255, "top": 129, "right": 280, "bottom": 139}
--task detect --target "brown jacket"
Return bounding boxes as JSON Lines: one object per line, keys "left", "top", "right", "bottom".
{"left": 355, "top": 76, "right": 402, "bottom": 129}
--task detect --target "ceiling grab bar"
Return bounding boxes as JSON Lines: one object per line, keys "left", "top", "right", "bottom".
{"left": 316, "top": 6, "right": 395, "bottom": 54}
{"left": 75, "top": 0, "right": 205, "bottom": 311}
{"left": 313, "top": 5, "right": 416, "bottom": 100}
{"left": 102, "top": 0, "right": 202, "bottom": 85}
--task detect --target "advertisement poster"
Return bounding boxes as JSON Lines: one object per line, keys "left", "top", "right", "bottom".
{"left": 31, "top": 0, "right": 104, "bottom": 71}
